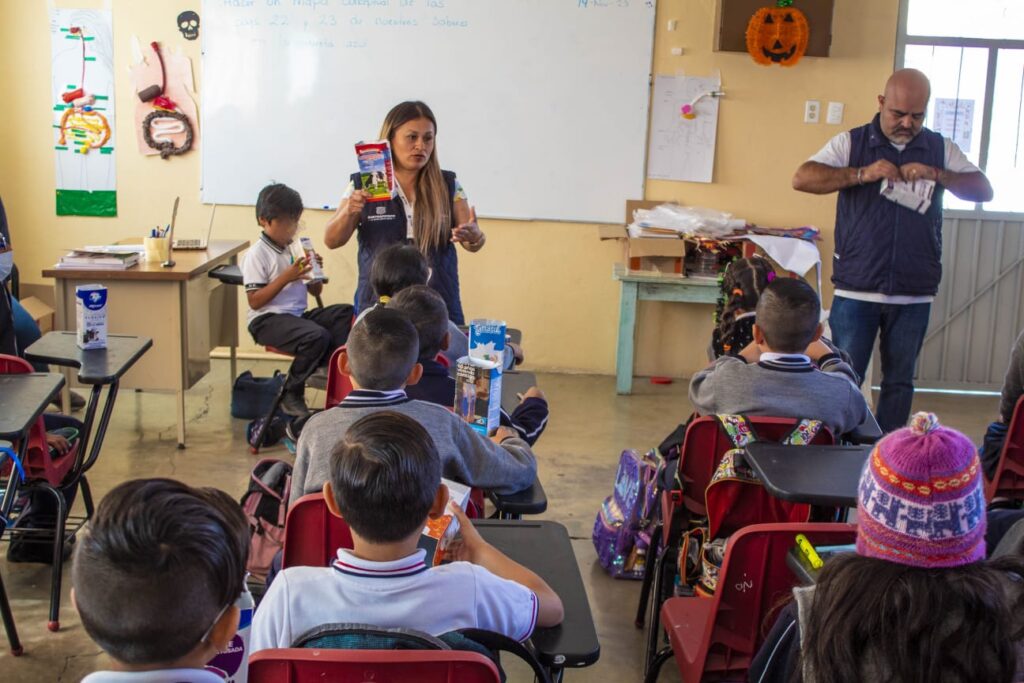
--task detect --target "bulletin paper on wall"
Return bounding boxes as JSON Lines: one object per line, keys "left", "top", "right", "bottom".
{"left": 647, "top": 74, "right": 721, "bottom": 183}
{"left": 50, "top": 8, "right": 116, "bottom": 217}
{"left": 933, "top": 98, "right": 974, "bottom": 154}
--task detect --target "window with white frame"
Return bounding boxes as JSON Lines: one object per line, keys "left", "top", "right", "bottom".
{"left": 897, "top": 0, "right": 1024, "bottom": 213}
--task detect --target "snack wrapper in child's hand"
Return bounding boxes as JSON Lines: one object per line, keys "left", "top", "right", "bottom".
{"left": 418, "top": 479, "right": 471, "bottom": 566}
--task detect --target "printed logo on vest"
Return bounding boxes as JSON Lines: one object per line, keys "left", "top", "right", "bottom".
{"left": 376, "top": 206, "right": 386, "bottom": 215}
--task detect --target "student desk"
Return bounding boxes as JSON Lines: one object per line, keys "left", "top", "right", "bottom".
{"left": 0, "top": 372, "right": 65, "bottom": 656}
{"left": 612, "top": 264, "right": 718, "bottom": 394}
{"left": 474, "top": 520, "right": 600, "bottom": 681}
{"left": 744, "top": 443, "right": 871, "bottom": 507}
{"left": 25, "top": 332, "right": 152, "bottom": 479}
{"left": 42, "top": 240, "right": 248, "bottom": 448}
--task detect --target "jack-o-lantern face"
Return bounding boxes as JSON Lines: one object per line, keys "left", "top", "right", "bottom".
{"left": 746, "top": 5, "right": 809, "bottom": 67}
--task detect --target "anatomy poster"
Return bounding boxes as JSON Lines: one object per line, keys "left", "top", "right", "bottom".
{"left": 50, "top": 8, "right": 116, "bottom": 217}
{"left": 129, "top": 37, "right": 200, "bottom": 158}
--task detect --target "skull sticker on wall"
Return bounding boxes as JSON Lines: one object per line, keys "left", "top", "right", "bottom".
{"left": 177, "top": 11, "right": 199, "bottom": 41}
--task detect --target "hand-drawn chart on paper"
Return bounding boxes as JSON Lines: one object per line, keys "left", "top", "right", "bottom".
{"left": 647, "top": 74, "right": 721, "bottom": 183}
{"left": 50, "top": 8, "right": 116, "bottom": 216}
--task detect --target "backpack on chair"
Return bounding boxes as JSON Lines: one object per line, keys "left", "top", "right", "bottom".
{"left": 677, "top": 414, "right": 822, "bottom": 596}
{"left": 592, "top": 448, "right": 663, "bottom": 579}
{"left": 240, "top": 459, "right": 292, "bottom": 582}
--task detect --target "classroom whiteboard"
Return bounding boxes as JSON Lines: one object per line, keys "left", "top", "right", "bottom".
{"left": 200, "top": 0, "right": 656, "bottom": 223}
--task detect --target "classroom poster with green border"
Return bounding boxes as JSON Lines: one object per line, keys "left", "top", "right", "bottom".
{"left": 50, "top": 8, "right": 117, "bottom": 217}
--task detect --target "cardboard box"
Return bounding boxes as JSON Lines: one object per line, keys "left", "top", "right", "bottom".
{"left": 18, "top": 296, "right": 54, "bottom": 334}
{"left": 455, "top": 356, "right": 502, "bottom": 437}
{"left": 597, "top": 200, "right": 688, "bottom": 274}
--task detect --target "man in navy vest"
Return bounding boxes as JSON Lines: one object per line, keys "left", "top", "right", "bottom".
{"left": 792, "top": 69, "right": 993, "bottom": 433}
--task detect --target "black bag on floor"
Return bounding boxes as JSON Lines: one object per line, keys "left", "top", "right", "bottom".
{"left": 247, "top": 410, "right": 290, "bottom": 448}
{"left": 7, "top": 482, "right": 79, "bottom": 564}
{"left": 232, "top": 370, "right": 286, "bottom": 419}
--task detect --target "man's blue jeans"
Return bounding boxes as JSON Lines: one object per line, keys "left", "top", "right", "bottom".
{"left": 828, "top": 296, "right": 932, "bottom": 434}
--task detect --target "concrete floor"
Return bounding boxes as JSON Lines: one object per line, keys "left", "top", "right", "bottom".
{"left": 0, "top": 359, "right": 1000, "bottom": 682}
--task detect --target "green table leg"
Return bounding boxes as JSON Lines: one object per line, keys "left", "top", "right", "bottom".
{"left": 616, "top": 280, "right": 639, "bottom": 394}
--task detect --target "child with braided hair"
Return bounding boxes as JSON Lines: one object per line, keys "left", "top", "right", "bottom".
{"left": 710, "top": 256, "right": 774, "bottom": 359}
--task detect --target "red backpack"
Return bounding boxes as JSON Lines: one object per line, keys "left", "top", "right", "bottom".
{"left": 678, "top": 415, "right": 821, "bottom": 596}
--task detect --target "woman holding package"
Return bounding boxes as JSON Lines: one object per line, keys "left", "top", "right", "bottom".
{"left": 324, "top": 101, "right": 484, "bottom": 325}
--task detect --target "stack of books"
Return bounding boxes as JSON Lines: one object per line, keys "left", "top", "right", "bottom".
{"left": 56, "top": 248, "right": 140, "bottom": 270}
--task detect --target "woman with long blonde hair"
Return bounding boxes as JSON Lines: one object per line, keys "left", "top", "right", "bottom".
{"left": 325, "top": 101, "right": 483, "bottom": 324}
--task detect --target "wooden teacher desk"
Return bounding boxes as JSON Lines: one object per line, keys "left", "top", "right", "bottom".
{"left": 43, "top": 239, "right": 248, "bottom": 448}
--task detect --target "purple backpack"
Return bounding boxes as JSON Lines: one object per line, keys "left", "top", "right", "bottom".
{"left": 592, "top": 449, "right": 663, "bottom": 579}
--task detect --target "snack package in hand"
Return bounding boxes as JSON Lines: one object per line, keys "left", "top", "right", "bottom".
{"left": 355, "top": 140, "right": 395, "bottom": 202}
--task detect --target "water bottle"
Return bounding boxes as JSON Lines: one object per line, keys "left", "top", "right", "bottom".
{"left": 206, "top": 582, "right": 254, "bottom": 683}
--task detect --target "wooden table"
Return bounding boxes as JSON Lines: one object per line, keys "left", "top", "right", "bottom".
{"left": 43, "top": 240, "right": 248, "bottom": 447}
{"left": 613, "top": 264, "right": 718, "bottom": 394}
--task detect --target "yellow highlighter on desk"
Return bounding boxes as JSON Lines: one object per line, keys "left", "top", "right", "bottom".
{"left": 795, "top": 533, "right": 824, "bottom": 570}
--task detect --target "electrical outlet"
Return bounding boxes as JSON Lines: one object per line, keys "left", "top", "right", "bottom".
{"left": 827, "top": 101, "right": 844, "bottom": 124}
{"left": 667, "top": 19, "right": 678, "bottom": 31}
{"left": 804, "top": 100, "right": 820, "bottom": 124}
{"left": 670, "top": 46, "right": 683, "bottom": 56}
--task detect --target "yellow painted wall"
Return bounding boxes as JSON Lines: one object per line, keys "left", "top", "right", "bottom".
{"left": 0, "top": 0, "right": 898, "bottom": 377}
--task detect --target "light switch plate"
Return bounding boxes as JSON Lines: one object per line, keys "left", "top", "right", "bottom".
{"left": 827, "top": 101, "right": 844, "bottom": 125}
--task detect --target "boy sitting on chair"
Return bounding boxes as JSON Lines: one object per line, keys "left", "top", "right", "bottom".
{"left": 291, "top": 306, "right": 537, "bottom": 503}
{"left": 689, "top": 277, "right": 868, "bottom": 436}
{"left": 243, "top": 183, "right": 353, "bottom": 416}
{"left": 73, "top": 479, "right": 250, "bottom": 683}
{"left": 390, "top": 285, "right": 548, "bottom": 445}
{"left": 251, "top": 411, "right": 562, "bottom": 650}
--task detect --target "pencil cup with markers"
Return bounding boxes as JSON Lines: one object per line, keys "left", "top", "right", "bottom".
{"left": 143, "top": 236, "right": 171, "bottom": 263}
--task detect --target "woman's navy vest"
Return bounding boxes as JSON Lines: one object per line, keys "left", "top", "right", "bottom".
{"left": 833, "top": 114, "right": 946, "bottom": 297}
{"left": 351, "top": 170, "right": 464, "bottom": 324}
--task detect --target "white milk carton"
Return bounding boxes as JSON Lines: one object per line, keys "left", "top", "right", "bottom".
{"left": 75, "top": 284, "right": 107, "bottom": 349}
{"left": 455, "top": 356, "right": 502, "bottom": 437}
{"left": 205, "top": 583, "right": 253, "bottom": 683}
{"left": 468, "top": 319, "right": 507, "bottom": 365}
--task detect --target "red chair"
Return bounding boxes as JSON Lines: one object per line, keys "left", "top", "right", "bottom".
{"left": 638, "top": 416, "right": 833, "bottom": 672}
{"left": 0, "top": 355, "right": 79, "bottom": 486}
{"left": 0, "top": 354, "right": 85, "bottom": 633}
{"left": 645, "top": 522, "right": 857, "bottom": 683}
{"left": 282, "top": 492, "right": 354, "bottom": 569}
{"left": 249, "top": 648, "right": 501, "bottom": 683}
{"left": 986, "top": 395, "right": 1024, "bottom": 502}
{"left": 324, "top": 346, "right": 353, "bottom": 410}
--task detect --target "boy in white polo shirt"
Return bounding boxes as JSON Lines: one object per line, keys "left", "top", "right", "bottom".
{"left": 251, "top": 411, "right": 563, "bottom": 650}
{"left": 242, "top": 183, "right": 353, "bottom": 416}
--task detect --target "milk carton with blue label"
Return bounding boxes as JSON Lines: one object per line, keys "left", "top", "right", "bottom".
{"left": 454, "top": 319, "right": 507, "bottom": 436}
{"left": 75, "top": 284, "right": 107, "bottom": 349}
{"left": 205, "top": 583, "right": 253, "bottom": 683}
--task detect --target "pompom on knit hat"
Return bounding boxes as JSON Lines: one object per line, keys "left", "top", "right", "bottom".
{"left": 857, "top": 411, "right": 986, "bottom": 568}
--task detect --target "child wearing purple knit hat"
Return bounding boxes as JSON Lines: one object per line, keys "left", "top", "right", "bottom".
{"left": 751, "top": 412, "right": 1024, "bottom": 683}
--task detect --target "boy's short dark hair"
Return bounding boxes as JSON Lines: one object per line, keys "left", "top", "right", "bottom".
{"left": 72, "top": 479, "right": 249, "bottom": 665}
{"left": 389, "top": 285, "right": 449, "bottom": 361}
{"left": 755, "top": 278, "right": 821, "bottom": 354}
{"left": 346, "top": 307, "right": 419, "bottom": 390}
{"left": 329, "top": 411, "right": 441, "bottom": 543}
{"left": 255, "top": 183, "right": 303, "bottom": 223}
{"left": 371, "top": 243, "right": 430, "bottom": 299}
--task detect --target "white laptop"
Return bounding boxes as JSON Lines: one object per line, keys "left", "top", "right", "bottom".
{"left": 173, "top": 204, "right": 216, "bottom": 250}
